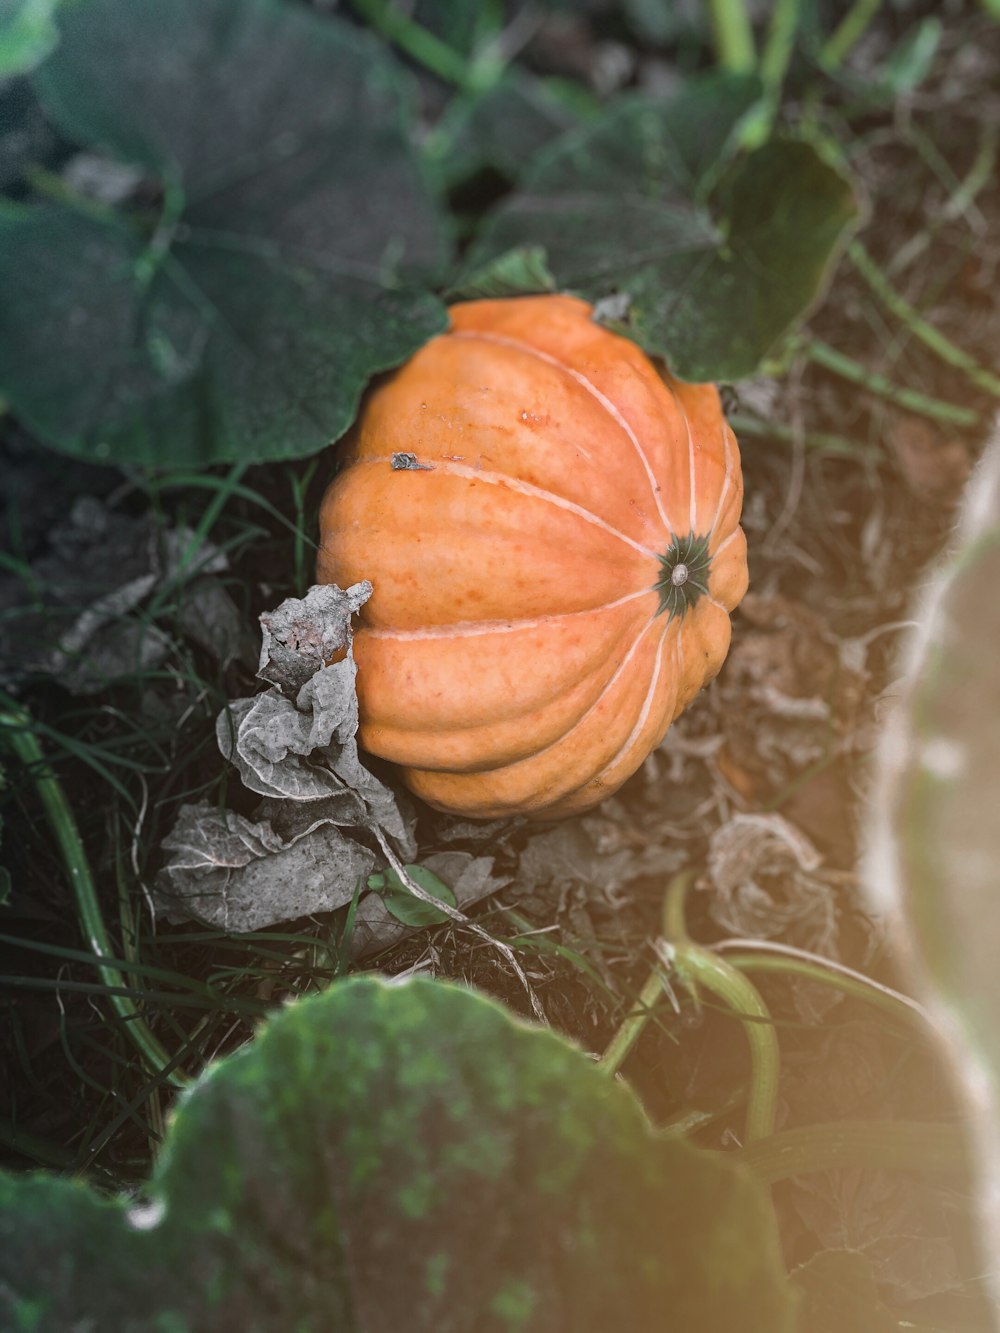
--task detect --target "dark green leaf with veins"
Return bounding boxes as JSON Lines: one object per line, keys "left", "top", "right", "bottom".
{"left": 0, "top": 0, "right": 449, "bottom": 466}
{"left": 467, "top": 75, "right": 861, "bottom": 381}
{"left": 0, "top": 976, "right": 796, "bottom": 1332}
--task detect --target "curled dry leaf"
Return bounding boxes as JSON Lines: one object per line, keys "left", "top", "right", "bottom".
{"left": 158, "top": 582, "right": 431, "bottom": 936}
{"left": 257, "top": 581, "right": 372, "bottom": 698}
{"left": 155, "top": 800, "right": 377, "bottom": 933}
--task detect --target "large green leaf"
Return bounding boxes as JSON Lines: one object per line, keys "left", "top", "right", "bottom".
{"left": 0, "top": 975, "right": 796, "bottom": 1331}
{"left": 427, "top": 69, "right": 583, "bottom": 190}
{"left": 0, "top": 0, "right": 449, "bottom": 466}
{"left": 466, "top": 75, "right": 860, "bottom": 381}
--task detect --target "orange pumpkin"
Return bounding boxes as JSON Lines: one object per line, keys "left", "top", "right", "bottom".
{"left": 317, "top": 295, "right": 747, "bottom": 819}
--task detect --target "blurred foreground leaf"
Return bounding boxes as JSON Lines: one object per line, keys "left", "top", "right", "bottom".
{"left": 0, "top": 975, "right": 796, "bottom": 1331}
{"left": 874, "top": 430, "right": 1000, "bottom": 1323}
{"left": 0, "top": 0, "right": 448, "bottom": 466}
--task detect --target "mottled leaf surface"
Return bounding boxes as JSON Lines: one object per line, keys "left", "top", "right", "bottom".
{"left": 0, "top": 976, "right": 796, "bottom": 1332}
{"left": 0, "top": 0, "right": 448, "bottom": 465}
{"left": 467, "top": 75, "right": 860, "bottom": 380}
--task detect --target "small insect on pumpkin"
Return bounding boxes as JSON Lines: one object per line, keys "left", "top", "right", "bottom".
{"left": 317, "top": 294, "right": 748, "bottom": 819}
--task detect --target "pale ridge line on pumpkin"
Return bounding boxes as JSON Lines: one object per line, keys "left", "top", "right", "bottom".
{"left": 363, "top": 455, "right": 659, "bottom": 559}
{"left": 582, "top": 618, "right": 674, "bottom": 794}
{"left": 684, "top": 407, "right": 698, "bottom": 534}
{"left": 484, "top": 616, "right": 664, "bottom": 780}
{"left": 712, "top": 527, "right": 740, "bottom": 557}
{"left": 450, "top": 330, "right": 677, "bottom": 542}
{"left": 364, "top": 589, "right": 651, "bottom": 641}
{"left": 709, "top": 424, "right": 733, "bottom": 534}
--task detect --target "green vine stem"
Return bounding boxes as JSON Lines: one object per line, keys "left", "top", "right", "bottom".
{"left": 727, "top": 411, "right": 881, "bottom": 461}
{"left": 662, "top": 873, "right": 780, "bottom": 1144}
{"left": 600, "top": 873, "right": 780, "bottom": 1144}
{"left": 807, "top": 337, "right": 981, "bottom": 427}
{"left": 706, "top": 0, "right": 757, "bottom": 73}
{"left": 665, "top": 943, "right": 779, "bottom": 1143}
{"left": 0, "top": 705, "right": 185, "bottom": 1088}
{"left": 598, "top": 965, "right": 675, "bottom": 1078}
{"left": 733, "top": 1117, "right": 969, "bottom": 1184}
{"left": 348, "top": 0, "right": 500, "bottom": 92}
{"left": 818, "top": 0, "right": 882, "bottom": 70}
{"left": 713, "top": 939, "right": 933, "bottom": 1032}
{"left": 756, "top": 0, "right": 801, "bottom": 136}
{"left": 849, "top": 240, "right": 1000, "bottom": 398}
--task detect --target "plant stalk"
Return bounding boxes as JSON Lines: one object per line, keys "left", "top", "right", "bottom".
{"left": 819, "top": 0, "right": 882, "bottom": 70}
{"left": 0, "top": 706, "right": 185, "bottom": 1087}
{"left": 807, "top": 337, "right": 981, "bottom": 427}
{"left": 599, "top": 966, "right": 673, "bottom": 1077}
{"left": 734, "top": 1117, "right": 969, "bottom": 1183}
{"left": 849, "top": 240, "right": 1000, "bottom": 398}
{"left": 662, "top": 873, "right": 779, "bottom": 1144}
{"left": 706, "top": 0, "right": 756, "bottom": 73}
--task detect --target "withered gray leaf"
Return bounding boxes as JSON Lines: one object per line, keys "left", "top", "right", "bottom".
{"left": 155, "top": 799, "right": 377, "bottom": 932}
{"left": 160, "top": 582, "right": 415, "bottom": 932}
{"left": 257, "top": 581, "right": 372, "bottom": 697}
{"left": 216, "top": 654, "right": 412, "bottom": 849}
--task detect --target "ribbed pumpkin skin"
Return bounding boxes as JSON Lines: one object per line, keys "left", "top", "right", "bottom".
{"left": 317, "top": 295, "right": 747, "bottom": 818}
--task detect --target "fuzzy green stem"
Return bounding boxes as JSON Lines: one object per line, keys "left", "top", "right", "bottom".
{"left": 671, "top": 943, "right": 779, "bottom": 1143}
{"left": 728, "top": 411, "right": 880, "bottom": 461}
{"left": 662, "top": 872, "right": 779, "bottom": 1144}
{"left": 807, "top": 338, "right": 981, "bottom": 427}
{"left": 734, "top": 1118, "right": 969, "bottom": 1183}
{"left": 759, "top": 0, "right": 801, "bottom": 101}
{"left": 819, "top": 0, "right": 882, "bottom": 70}
{"left": 348, "top": 0, "right": 494, "bottom": 90}
{"left": 850, "top": 240, "right": 1000, "bottom": 398}
{"left": 599, "top": 966, "right": 672, "bottom": 1077}
{"left": 661, "top": 867, "right": 695, "bottom": 943}
{"left": 0, "top": 706, "right": 185, "bottom": 1088}
{"left": 715, "top": 941, "right": 933, "bottom": 1032}
{"left": 706, "top": 0, "right": 756, "bottom": 73}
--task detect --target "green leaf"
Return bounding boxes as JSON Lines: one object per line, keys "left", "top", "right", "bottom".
{"left": 0, "top": 0, "right": 59, "bottom": 76}
{"left": 427, "top": 70, "right": 581, "bottom": 190}
{"left": 468, "top": 75, "right": 861, "bottom": 382}
{"left": 0, "top": 0, "right": 449, "bottom": 466}
{"left": 0, "top": 975, "right": 796, "bottom": 1331}
{"left": 449, "top": 244, "right": 557, "bottom": 300}
{"left": 369, "top": 863, "right": 458, "bottom": 926}
{"left": 792, "top": 1251, "right": 899, "bottom": 1331}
